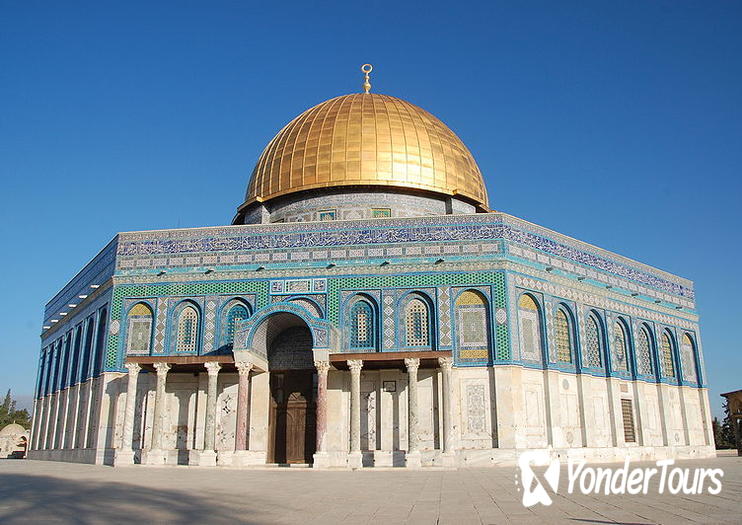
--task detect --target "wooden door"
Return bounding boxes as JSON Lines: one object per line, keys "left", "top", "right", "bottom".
{"left": 269, "top": 370, "right": 316, "bottom": 464}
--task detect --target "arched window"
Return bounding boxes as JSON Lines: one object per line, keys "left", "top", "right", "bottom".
{"left": 583, "top": 313, "right": 604, "bottom": 368}
{"left": 612, "top": 321, "right": 629, "bottom": 372}
{"left": 76, "top": 324, "right": 88, "bottom": 382}
{"left": 455, "top": 290, "right": 489, "bottom": 358}
{"left": 176, "top": 305, "right": 199, "bottom": 353}
{"left": 350, "top": 300, "right": 375, "bottom": 350}
{"left": 59, "top": 334, "right": 71, "bottom": 390}
{"left": 52, "top": 340, "right": 62, "bottom": 392}
{"left": 555, "top": 308, "right": 574, "bottom": 363}
{"left": 222, "top": 303, "right": 249, "bottom": 348}
{"left": 680, "top": 334, "right": 698, "bottom": 383}
{"left": 127, "top": 303, "right": 153, "bottom": 355}
{"left": 660, "top": 331, "right": 675, "bottom": 378}
{"left": 92, "top": 307, "right": 107, "bottom": 377}
{"left": 636, "top": 325, "right": 654, "bottom": 376}
{"left": 518, "top": 294, "right": 543, "bottom": 361}
{"left": 405, "top": 298, "right": 430, "bottom": 347}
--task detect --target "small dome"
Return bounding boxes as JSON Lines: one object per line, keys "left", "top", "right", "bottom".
{"left": 237, "top": 93, "right": 488, "bottom": 218}
{"left": 0, "top": 423, "right": 26, "bottom": 436}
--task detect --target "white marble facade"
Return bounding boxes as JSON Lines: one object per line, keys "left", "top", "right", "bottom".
{"left": 28, "top": 362, "right": 715, "bottom": 467}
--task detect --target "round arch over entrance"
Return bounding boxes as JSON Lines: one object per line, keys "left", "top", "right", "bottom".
{"left": 250, "top": 312, "right": 317, "bottom": 464}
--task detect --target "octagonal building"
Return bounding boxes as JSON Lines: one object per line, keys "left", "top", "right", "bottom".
{"left": 28, "top": 70, "right": 714, "bottom": 468}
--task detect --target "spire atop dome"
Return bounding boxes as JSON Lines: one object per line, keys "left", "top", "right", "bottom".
{"left": 361, "top": 64, "right": 372, "bottom": 93}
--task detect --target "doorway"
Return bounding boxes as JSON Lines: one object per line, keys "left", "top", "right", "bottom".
{"left": 265, "top": 321, "right": 316, "bottom": 464}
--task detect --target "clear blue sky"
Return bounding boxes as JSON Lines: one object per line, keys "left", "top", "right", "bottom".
{"left": 1, "top": 2, "right": 740, "bottom": 417}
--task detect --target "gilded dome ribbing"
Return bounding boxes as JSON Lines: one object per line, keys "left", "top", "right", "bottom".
{"left": 243, "top": 93, "right": 488, "bottom": 209}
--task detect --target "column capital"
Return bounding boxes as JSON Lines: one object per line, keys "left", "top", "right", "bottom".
{"left": 404, "top": 357, "right": 420, "bottom": 373}
{"left": 347, "top": 359, "right": 363, "bottom": 373}
{"left": 204, "top": 362, "right": 222, "bottom": 376}
{"left": 235, "top": 360, "right": 254, "bottom": 376}
{"left": 153, "top": 362, "right": 171, "bottom": 375}
{"left": 124, "top": 362, "right": 141, "bottom": 374}
{"left": 314, "top": 360, "right": 331, "bottom": 374}
{"left": 438, "top": 356, "right": 454, "bottom": 371}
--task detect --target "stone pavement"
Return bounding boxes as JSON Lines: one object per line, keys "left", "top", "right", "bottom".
{"left": 0, "top": 453, "right": 739, "bottom": 524}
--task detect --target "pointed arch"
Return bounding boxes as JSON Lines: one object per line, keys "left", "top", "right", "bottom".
{"left": 612, "top": 318, "right": 630, "bottom": 372}
{"left": 635, "top": 323, "right": 655, "bottom": 376}
{"left": 660, "top": 330, "right": 676, "bottom": 378}
{"left": 518, "top": 293, "right": 543, "bottom": 362}
{"left": 680, "top": 333, "right": 698, "bottom": 383}
{"left": 173, "top": 301, "right": 201, "bottom": 354}
{"left": 455, "top": 289, "right": 490, "bottom": 359}
{"left": 400, "top": 292, "right": 434, "bottom": 348}
{"left": 583, "top": 311, "right": 604, "bottom": 369}
{"left": 555, "top": 305, "right": 575, "bottom": 364}
{"left": 220, "top": 299, "right": 251, "bottom": 350}
{"left": 126, "top": 302, "right": 154, "bottom": 355}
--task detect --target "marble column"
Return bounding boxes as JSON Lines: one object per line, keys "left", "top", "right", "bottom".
{"left": 114, "top": 363, "right": 141, "bottom": 466}
{"left": 144, "top": 362, "right": 170, "bottom": 465}
{"left": 197, "top": 362, "right": 221, "bottom": 466}
{"left": 404, "top": 358, "right": 421, "bottom": 468}
{"left": 313, "top": 360, "right": 331, "bottom": 468}
{"left": 347, "top": 359, "right": 363, "bottom": 469}
{"left": 439, "top": 356, "right": 456, "bottom": 466}
{"left": 234, "top": 361, "right": 253, "bottom": 452}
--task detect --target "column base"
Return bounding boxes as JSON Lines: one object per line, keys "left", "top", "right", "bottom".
{"left": 189, "top": 450, "right": 217, "bottom": 467}
{"left": 232, "top": 450, "right": 267, "bottom": 467}
{"left": 141, "top": 448, "right": 168, "bottom": 465}
{"left": 347, "top": 451, "right": 363, "bottom": 469}
{"left": 217, "top": 450, "right": 233, "bottom": 466}
{"left": 405, "top": 451, "right": 422, "bottom": 469}
{"left": 373, "top": 450, "right": 393, "bottom": 467}
{"left": 312, "top": 452, "right": 332, "bottom": 469}
{"left": 439, "top": 452, "right": 457, "bottom": 468}
{"left": 112, "top": 449, "right": 135, "bottom": 467}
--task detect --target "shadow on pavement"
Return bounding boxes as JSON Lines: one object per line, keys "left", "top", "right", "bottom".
{"left": 0, "top": 472, "right": 268, "bottom": 524}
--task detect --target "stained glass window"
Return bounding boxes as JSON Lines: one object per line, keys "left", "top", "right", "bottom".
{"left": 224, "top": 303, "right": 249, "bottom": 348}
{"left": 127, "top": 303, "right": 153, "bottom": 355}
{"left": 318, "top": 209, "right": 336, "bottom": 221}
{"left": 405, "top": 298, "right": 429, "bottom": 347}
{"left": 612, "top": 321, "right": 629, "bottom": 372}
{"left": 636, "top": 325, "right": 654, "bottom": 376}
{"left": 584, "top": 313, "right": 603, "bottom": 368}
{"left": 350, "top": 301, "right": 374, "bottom": 349}
{"left": 372, "top": 208, "right": 391, "bottom": 218}
{"left": 660, "top": 332, "right": 675, "bottom": 378}
{"left": 518, "top": 294, "right": 542, "bottom": 361}
{"left": 177, "top": 306, "right": 199, "bottom": 353}
{"left": 680, "top": 334, "right": 697, "bottom": 382}
{"left": 555, "top": 309, "right": 573, "bottom": 363}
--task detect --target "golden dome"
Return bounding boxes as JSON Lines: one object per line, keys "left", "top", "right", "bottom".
{"left": 243, "top": 93, "right": 488, "bottom": 209}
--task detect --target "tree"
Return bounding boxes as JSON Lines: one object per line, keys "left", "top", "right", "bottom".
{"left": 0, "top": 390, "right": 30, "bottom": 429}
{"left": 714, "top": 399, "right": 737, "bottom": 450}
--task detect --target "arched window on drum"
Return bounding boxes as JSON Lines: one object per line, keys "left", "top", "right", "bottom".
{"left": 126, "top": 303, "right": 153, "bottom": 355}
{"left": 518, "top": 294, "right": 543, "bottom": 361}
{"left": 680, "top": 334, "right": 698, "bottom": 383}
{"left": 350, "top": 300, "right": 376, "bottom": 351}
{"left": 455, "top": 290, "right": 490, "bottom": 360}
